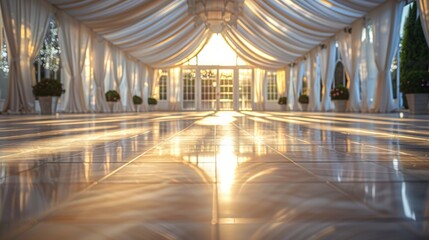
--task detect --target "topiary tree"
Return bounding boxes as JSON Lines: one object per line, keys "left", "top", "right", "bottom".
{"left": 400, "top": 3, "right": 429, "bottom": 83}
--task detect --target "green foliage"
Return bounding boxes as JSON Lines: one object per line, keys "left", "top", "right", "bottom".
{"left": 278, "top": 96, "right": 287, "bottom": 105}
{"left": 400, "top": 71, "right": 429, "bottom": 93}
{"left": 298, "top": 94, "right": 309, "bottom": 104}
{"left": 105, "top": 90, "right": 120, "bottom": 102}
{"left": 330, "top": 84, "right": 349, "bottom": 100}
{"left": 132, "top": 95, "right": 143, "bottom": 105}
{"left": 148, "top": 97, "right": 158, "bottom": 105}
{"left": 32, "top": 78, "right": 64, "bottom": 97}
{"left": 400, "top": 3, "right": 429, "bottom": 81}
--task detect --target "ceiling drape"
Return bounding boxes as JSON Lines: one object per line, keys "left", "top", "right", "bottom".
{"left": 47, "top": 0, "right": 387, "bottom": 69}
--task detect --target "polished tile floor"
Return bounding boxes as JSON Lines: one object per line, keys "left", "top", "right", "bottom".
{"left": 1, "top": 111, "right": 429, "bottom": 239}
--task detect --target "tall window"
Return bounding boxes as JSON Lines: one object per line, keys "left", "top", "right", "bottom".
{"left": 266, "top": 71, "right": 278, "bottom": 101}
{"left": 182, "top": 69, "right": 195, "bottom": 109}
{"left": 159, "top": 70, "right": 168, "bottom": 100}
{"left": 35, "top": 16, "right": 61, "bottom": 82}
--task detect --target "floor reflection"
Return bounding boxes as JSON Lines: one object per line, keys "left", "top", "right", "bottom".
{"left": 1, "top": 111, "right": 429, "bottom": 239}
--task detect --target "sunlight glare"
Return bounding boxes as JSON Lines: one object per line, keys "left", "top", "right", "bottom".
{"left": 189, "top": 34, "right": 246, "bottom": 66}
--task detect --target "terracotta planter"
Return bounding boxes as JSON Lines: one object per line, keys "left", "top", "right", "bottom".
{"left": 38, "top": 96, "right": 59, "bottom": 115}
{"left": 333, "top": 100, "right": 347, "bottom": 112}
{"left": 406, "top": 93, "right": 429, "bottom": 114}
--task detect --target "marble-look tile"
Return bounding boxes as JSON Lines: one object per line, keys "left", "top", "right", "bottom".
{"left": 0, "top": 111, "right": 429, "bottom": 239}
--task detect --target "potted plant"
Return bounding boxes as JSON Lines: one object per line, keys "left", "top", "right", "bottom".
{"left": 330, "top": 84, "right": 349, "bottom": 112}
{"left": 298, "top": 94, "right": 309, "bottom": 111}
{"left": 278, "top": 96, "right": 287, "bottom": 111}
{"left": 32, "top": 78, "right": 64, "bottom": 115}
{"left": 105, "top": 90, "right": 120, "bottom": 112}
{"left": 148, "top": 97, "right": 158, "bottom": 111}
{"left": 132, "top": 95, "right": 143, "bottom": 112}
{"left": 400, "top": 71, "right": 429, "bottom": 114}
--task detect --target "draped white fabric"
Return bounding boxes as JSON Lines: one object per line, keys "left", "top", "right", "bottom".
{"left": 110, "top": 46, "right": 125, "bottom": 112}
{"left": 253, "top": 68, "right": 265, "bottom": 111}
{"left": 337, "top": 18, "right": 363, "bottom": 112}
{"left": 308, "top": 49, "right": 321, "bottom": 111}
{"left": 47, "top": 0, "right": 387, "bottom": 69}
{"left": 91, "top": 35, "right": 110, "bottom": 113}
{"left": 418, "top": 0, "right": 429, "bottom": 47}
{"left": 58, "top": 11, "right": 91, "bottom": 113}
{"left": 139, "top": 64, "right": 149, "bottom": 111}
{"left": 360, "top": 26, "right": 378, "bottom": 113}
{"left": 125, "top": 59, "right": 137, "bottom": 112}
{"left": 321, "top": 40, "right": 336, "bottom": 112}
{"left": 151, "top": 69, "right": 160, "bottom": 100}
{"left": 284, "top": 65, "right": 291, "bottom": 109}
{"left": 295, "top": 61, "right": 306, "bottom": 111}
{"left": 1, "top": 0, "right": 51, "bottom": 113}
{"left": 287, "top": 65, "right": 297, "bottom": 111}
{"left": 371, "top": 0, "right": 404, "bottom": 113}
{"left": 169, "top": 68, "right": 181, "bottom": 111}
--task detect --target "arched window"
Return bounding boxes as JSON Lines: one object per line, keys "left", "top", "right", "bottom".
{"left": 334, "top": 61, "right": 348, "bottom": 87}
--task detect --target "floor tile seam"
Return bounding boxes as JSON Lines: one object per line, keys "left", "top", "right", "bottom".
{"left": 11, "top": 113, "right": 213, "bottom": 239}
{"left": 231, "top": 117, "right": 407, "bottom": 220}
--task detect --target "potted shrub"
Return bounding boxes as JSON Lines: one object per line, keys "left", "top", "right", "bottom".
{"left": 132, "top": 95, "right": 143, "bottom": 112}
{"left": 298, "top": 94, "right": 309, "bottom": 111}
{"left": 32, "top": 78, "right": 64, "bottom": 115}
{"left": 278, "top": 96, "right": 287, "bottom": 111}
{"left": 400, "top": 71, "right": 429, "bottom": 114}
{"left": 148, "top": 97, "right": 158, "bottom": 111}
{"left": 105, "top": 90, "right": 120, "bottom": 112}
{"left": 330, "top": 84, "right": 349, "bottom": 112}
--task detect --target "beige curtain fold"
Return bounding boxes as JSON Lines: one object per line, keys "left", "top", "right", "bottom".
{"left": 58, "top": 11, "right": 91, "bottom": 113}
{"left": 371, "top": 0, "right": 404, "bottom": 112}
{"left": 91, "top": 34, "right": 110, "bottom": 113}
{"left": 321, "top": 39, "right": 336, "bottom": 112}
{"left": 1, "top": 0, "right": 51, "bottom": 113}
{"left": 337, "top": 18, "right": 363, "bottom": 112}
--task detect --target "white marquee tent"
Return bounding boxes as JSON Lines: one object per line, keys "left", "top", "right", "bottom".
{"left": 1, "top": 0, "right": 428, "bottom": 114}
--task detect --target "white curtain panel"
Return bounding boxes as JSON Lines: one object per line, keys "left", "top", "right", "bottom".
{"left": 151, "top": 69, "right": 160, "bottom": 100}
{"left": 169, "top": 67, "right": 181, "bottom": 111}
{"left": 418, "top": 0, "right": 429, "bottom": 47}
{"left": 309, "top": 49, "right": 321, "bottom": 111}
{"left": 58, "top": 11, "right": 91, "bottom": 113}
{"left": 321, "top": 39, "right": 336, "bottom": 112}
{"left": 139, "top": 64, "right": 148, "bottom": 111}
{"left": 125, "top": 59, "right": 136, "bottom": 112}
{"left": 287, "top": 65, "right": 297, "bottom": 110}
{"left": 284, "top": 65, "right": 291, "bottom": 109}
{"left": 1, "top": 0, "right": 51, "bottom": 113}
{"left": 294, "top": 60, "right": 306, "bottom": 111}
{"left": 337, "top": 18, "right": 363, "bottom": 112}
{"left": 110, "top": 46, "right": 126, "bottom": 112}
{"left": 91, "top": 34, "right": 111, "bottom": 113}
{"left": 360, "top": 26, "right": 378, "bottom": 113}
{"left": 253, "top": 68, "right": 266, "bottom": 111}
{"left": 371, "top": 0, "right": 404, "bottom": 112}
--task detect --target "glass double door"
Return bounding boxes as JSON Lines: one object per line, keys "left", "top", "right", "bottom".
{"left": 183, "top": 68, "right": 253, "bottom": 111}
{"left": 200, "top": 69, "right": 234, "bottom": 111}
